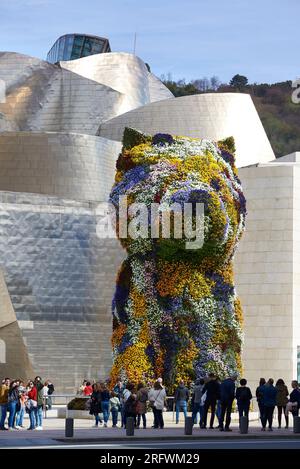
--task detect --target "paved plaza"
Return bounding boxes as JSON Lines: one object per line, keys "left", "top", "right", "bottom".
{"left": 1, "top": 408, "right": 300, "bottom": 448}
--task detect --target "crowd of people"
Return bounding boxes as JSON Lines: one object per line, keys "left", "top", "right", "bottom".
{"left": 78, "top": 378, "right": 167, "bottom": 429}
{"left": 185, "top": 374, "right": 300, "bottom": 431}
{"left": 78, "top": 374, "right": 300, "bottom": 431}
{"left": 1, "top": 373, "right": 299, "bottom": 431}
{"left": 0, "top": 377, "right": 54, "bottom": 431}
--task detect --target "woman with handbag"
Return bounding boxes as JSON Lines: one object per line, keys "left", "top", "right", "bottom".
{"left": 26, "top": 380, "right": 38, "bottom": 430}
{"left": 149, "top": 380, "right": 166, "bottom": 429}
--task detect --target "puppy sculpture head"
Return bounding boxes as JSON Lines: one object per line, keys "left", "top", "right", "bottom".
{"left": 109, "top": 128, "right": 246, "bottom": 389}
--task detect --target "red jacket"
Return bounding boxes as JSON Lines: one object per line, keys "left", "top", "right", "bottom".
{"left": 83, "top": 385, "right": 92, "bottom": 396}
{"left": 27, "top": 387, "right": 37, "bottom": 400}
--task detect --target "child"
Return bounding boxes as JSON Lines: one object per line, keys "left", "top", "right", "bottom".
{"left": 109, "top": 391, "right": 120, "bottom": 427}
{"left": 236, "top": 379, "right": 252, "bottom": 421}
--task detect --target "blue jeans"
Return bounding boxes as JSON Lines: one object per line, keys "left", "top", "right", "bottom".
{"left": 95, "top": 414, "right": 102, "bottom": 426}
{"left": 111, "top": 407, "right": 118, "bottom": 426}
{"left": 8, "top": 401, "right": 18, "bottom": 428}
{"left": 34, "top": 405, "right": 43, "bottom": 427}
{"left": 0, "top": 403, "right": 8, "bottom": 428}
{"left": 16, "top": 407, "right": 25, "bottom": 426}
{"left": 192, "top": 402, "right": 204, "bottom": 424}
{"left": 176, "top": 400, "right": 187, "bottom": 423}
{"left": 28, "top": 409, "right": 36, "bottom": 429}
{"left": 101, "top": 401, "right": 110, "bottom": 424}
{"left": 120, "top": 404, "right": 125, "bottom": 427}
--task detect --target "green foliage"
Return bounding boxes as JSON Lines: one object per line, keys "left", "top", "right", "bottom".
{"left": 229, "top": 74, "right": 249, "bottom": 89}
{"left": 218, "top": 136, "right": 236, "bottom": 155}
{"left": 67, "top": 398, "right": 87, "bottom": 410}
{"left": 122, "top": 127, "right": 152, "bottom": 151}
{"left": 162, "top": 75, "right": 300, "bottom": 158}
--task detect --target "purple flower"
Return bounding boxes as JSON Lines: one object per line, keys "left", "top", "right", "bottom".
{"left": 152, "top": 133, "right": 174, "bottom": 146}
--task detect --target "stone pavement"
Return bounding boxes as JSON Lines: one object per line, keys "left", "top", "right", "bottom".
{"left": 0, "top": 409, "right": 299, "bottom": 447}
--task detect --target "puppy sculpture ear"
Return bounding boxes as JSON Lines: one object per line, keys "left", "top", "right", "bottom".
{"left": 217, "top": 136, "right": 236, "bottom": 155}
{"left": 122, "top": 127, "right": 152, "bottom": 150}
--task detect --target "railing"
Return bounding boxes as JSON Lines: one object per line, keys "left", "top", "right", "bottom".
{"left": 42, "top": 394, "right": 177, "bottom": 419}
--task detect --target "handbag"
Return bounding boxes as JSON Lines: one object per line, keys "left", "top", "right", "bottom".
{"left": 200, "top": 391, "right": 207, "bottom": 406}
{"left": 25, "top": 399, "right": 37, "bottom": 410}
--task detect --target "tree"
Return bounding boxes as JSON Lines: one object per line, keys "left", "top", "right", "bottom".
{"left": 210, "top": 76, "right": 221, "bottom": 91}
{"left": 229, "top": 74, "right": 248, "bottom": 90}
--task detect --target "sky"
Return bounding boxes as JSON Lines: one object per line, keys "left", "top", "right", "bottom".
{"left": 0, "top": 0, "right": 299, "bottom": 84}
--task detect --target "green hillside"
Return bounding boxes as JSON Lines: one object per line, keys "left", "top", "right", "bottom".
{"left": 162, "top": 76, "right": 300, "bottom": 158}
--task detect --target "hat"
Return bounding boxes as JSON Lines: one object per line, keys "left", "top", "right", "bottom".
{"left": 157, "top": 377, "right": 163, "bottom": 383}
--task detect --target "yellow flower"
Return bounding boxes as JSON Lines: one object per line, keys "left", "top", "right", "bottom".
{"left": 156, "top": 261, "right": 212, "bottom": 300}
{"left": 130, "top": 288, "right": 146, "bottom": 318}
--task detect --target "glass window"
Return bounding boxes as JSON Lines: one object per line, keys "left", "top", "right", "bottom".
{"left": 74, "top": 35, "right": 84, "bottom": 47}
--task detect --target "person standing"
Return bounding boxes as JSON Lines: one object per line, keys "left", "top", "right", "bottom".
{"left": 90, "top": 382, "right": 102, "bottom": 427}
{"left": 261, "top": 378, "right": 277, "bottom": 431}
{"left": 109, "top": 391, "right": 120, "bottom": 427}
{"left": 122, "top": 383, "right": 134, "bottom": 428}
{"left": 83, "top": 381, "right": 93, "bottom": 396}
{"left": 136, "top": 382, "right": 148, "bottom": 429}
{"left": 201, "top": 373, "right": 221, "bottom": 429}
{"left": 124, "top": 391, "right": 138, "bottom": 427}
{"left": 236, "top": 379, "right": 252, "bottom": 424}
{"left": 174, "top": 380, "right": 189, "bottom": 424}
{"left": 7, "top": 380, "right": 20, "bottom": 430}
{"left": 149, "top": 380, "right": 166, "bottom": 429}
{"left": 289, "top": 380, "right": 300, "bottom": 417}
{"left": 113, "top": 381, "right": 125, "bottom": 427}
{"left": 44, "top": 380, "right": 54, "bottom": 410}
{"left": 0, "top": 377, "right": 10, "bottom": 430}
{"left": 101, "top": 383, "right": 110, "bottom": 428}
{"left": 219, "top": 374, "right": 237, "bottom": 432}
{"left": 15, "top": 383, "right": 27, "bottom": 429}
{"left": 192, "top": 378, "right": 205, "bottom": 425}
{"left": 26, "top": 380, "right": 37, "bottom": 430}
{"left": 275, "top": 379, "right": 289, "bottom": 429}
{"left": 34, "top": 376, "right": 44, "bottom": 430}
{"left": 256, "top": 378, "right": 266, "bottom": 426}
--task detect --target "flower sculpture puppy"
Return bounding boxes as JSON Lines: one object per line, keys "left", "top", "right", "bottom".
{"left": 109, "top": 128, "right": 246, "bottom": 390}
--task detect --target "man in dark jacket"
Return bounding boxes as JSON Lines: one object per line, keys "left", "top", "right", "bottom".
{"left": 219, "top": 374, "right": 237, "bottom": 431}
{"left": 174, "top": 380, "right": 189, "bottom": 424}
{"left": 201, "top": 373, "right": 221, "bottom": 429}
{"left": 34, "top": 376, "right": 44, "bottom": 430}
{"left": 261, "top": 378, "right": 277, "bottom": 431}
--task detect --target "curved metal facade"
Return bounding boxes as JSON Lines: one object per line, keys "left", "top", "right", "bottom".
{"left": 0, "top": 49, "right": 278, "bottom": 392}
{"left": 98, "top": 93, "right": 275, "bottom": 168}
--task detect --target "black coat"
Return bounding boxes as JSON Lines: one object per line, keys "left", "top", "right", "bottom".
{"left": 202, "top": 380, "right": 221, "bottom": 402}
{"left": 124, "top": 395, "right": 137, "bottom": 416}
{"left": 90, "top": 391, "right": 102, "bottom": 415}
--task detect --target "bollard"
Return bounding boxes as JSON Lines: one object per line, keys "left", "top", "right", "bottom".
{"left": 293, "top": 416, "right": 300, "bottom": 433}
{"left": 239, "top": 416, "right": 248, "bottom": 434}
{"left": 126, "top": 417, "right": 135, "bottom": 436}
{"left": 65, "top": 418, "right": 74, "bottom": 438}
{"left": 184, "top": 416, "right": 193, "bottom": 435}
